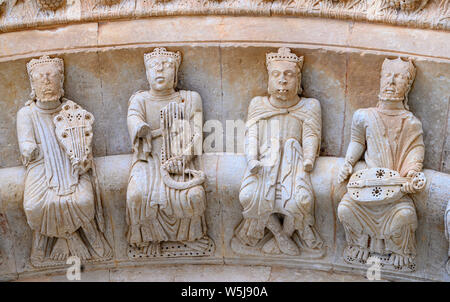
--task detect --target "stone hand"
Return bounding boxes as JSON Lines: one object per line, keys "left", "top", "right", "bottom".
{"left": 165, "top": 157, "right": 184, "bottom": 174}
{"left": 303, "top": 159, "right": 314, "bottom": 172}
{"left": 248, "top": 159, "right": 261, "bottom": 174}
{"left": 137, "top": 123, "right": 150, "bottom": 138}
{"left": 338, "top": 161, "right": 353, "bottom": 183}
{"left": 402, "top": 170, "right": 422, "bottom": 194}
{"left": 22, "top": 143, "right": 39, "bottom": 162}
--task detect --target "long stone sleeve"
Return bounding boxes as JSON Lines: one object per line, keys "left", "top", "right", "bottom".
{"left": 302, "top": 98, "right": 321, "bottom": 164}
{"left": 127, "top": 92, "right": 151, "bottom": 162}
{"left": 17, "top": 106, "right": 38, "bottom": 166}
{"left": 345, "top": 110, "right": 366, "bottom": 166}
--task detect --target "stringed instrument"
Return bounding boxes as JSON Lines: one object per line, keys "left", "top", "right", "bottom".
{"left": 347, "top": 168, "right": 426, "bottom": 205}
{"left": 53, "top": 100, "right": 94, "bottom": 175}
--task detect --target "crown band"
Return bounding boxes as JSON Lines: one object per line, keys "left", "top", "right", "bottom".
{"left": 266, "top": 47, "right": 304, "bottom": 68}
{"left": 27, "top": 55, "right": 64, "bottom": 76}
{"left": 144, "top": 47, "right": 182, "bottom": 67}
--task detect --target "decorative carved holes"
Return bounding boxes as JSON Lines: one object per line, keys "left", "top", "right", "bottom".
{"left": 372, "top": 186, "right": 382, "bottom": 197}
{"left": 376, "top": 169, "right": 385, "bottom": 179}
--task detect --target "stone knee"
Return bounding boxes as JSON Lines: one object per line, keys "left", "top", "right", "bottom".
{"left": 390, "top": 208, "right": 417, "bottom": 233}
{"left": 187, "top": 185, "right": 206, "bottom": 216}
{"left": 337, "top": 201, "right": 363, "bottom": 233}
{"left": 290, "top": 188, "right": 313, "bottom": 214}
{"left": 239, "top": 182, "right": 257, "bottom": 209}
{"left": 126, "top": 178, "right": 147, "bottom": 220}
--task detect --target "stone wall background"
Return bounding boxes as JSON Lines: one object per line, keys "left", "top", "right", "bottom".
{"left": 1, "top": 31, "right": 449, "bottom": 171}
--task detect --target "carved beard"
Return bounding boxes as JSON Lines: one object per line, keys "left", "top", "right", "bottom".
{"left": 34, "top": 86, "right": 63, "bottom": 103}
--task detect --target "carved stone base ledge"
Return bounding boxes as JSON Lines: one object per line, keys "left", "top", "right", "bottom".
{"left": 231, "top": 233, "right": 326, "bottom": 259}
{"left": 128, "top": 237, "right": 216, "bottom": 259}
{"left": 343, "top": 248, "right": 416, "bottom": 272}
{"left": 0, "top": 154, "right": 448, "bottom": 281}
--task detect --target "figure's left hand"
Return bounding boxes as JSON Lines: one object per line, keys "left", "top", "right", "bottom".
{"left": 165, "top": 157, "right": 184, "bottom": 174}
{"left": 303, "top": 159, "right": 314, "bottom": 172}
{"left": 401, "top": 170, "right": 419, "bottom": 194}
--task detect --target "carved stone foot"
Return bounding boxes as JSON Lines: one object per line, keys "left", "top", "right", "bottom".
{"left": 143, "top": 242, "right": 161, "bottom": 256}
{"left": 30, "top": 232, "right": 47, "bottom": 263}
{"left": 67, "top": 232, "right": 91, "bottom": 261}
{"left": 49, "top": 238, "right": 70, "bottom": 261}
{"left": 446, "top": 258, "right": 450, "bottom": 275}
{"left": 344, "top": 245, "right": 370, "bottom": 264}
{"left": 389, "top": 253, "right": 414, "bottom": 270}
{"left": 261, "top": 237, "right": 282, "bottom": 255}
{"left": 182, "top": 236, "right": 210, "bottom": 252}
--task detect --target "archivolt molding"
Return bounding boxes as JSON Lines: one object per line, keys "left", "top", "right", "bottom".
{"left": 0, "top": 0, "right": 448, "bottom": 33}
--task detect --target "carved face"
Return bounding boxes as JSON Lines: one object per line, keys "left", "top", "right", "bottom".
{"left": 145, "top": 57, "right": 177, "bottom": 91}
{"left": 30, "top": 63, "right": 64, "bottom": 103}
{"left": 267, "top": 61, "right": 300, "bottom": 101}
{"left": 379, "top": 61, "right": 412, "bottom": 101}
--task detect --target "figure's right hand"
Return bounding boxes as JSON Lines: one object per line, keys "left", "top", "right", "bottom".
{"left": 22, "top": 143, "right": 39, "bottom": 162}
{"left": 137, "top": 124, "right": 150, "bottom": 138}
{"left": 338, "top": 161, "right": 353, "bottom": 183}
{"left": 248, "top": 159, "right": 261, "bottom": 174}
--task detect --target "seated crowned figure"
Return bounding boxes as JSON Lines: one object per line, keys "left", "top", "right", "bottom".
{"left": 126, "top": 48, "right": 213, "bottom": 257}
{"left": 16, "top": 56, "right": 111, "bottom": 266}
{"left": 337, "top": 58, "right": 426, "bottom": 271}
{"left": 232, "top": 47, "right": 324, "bottom": 256}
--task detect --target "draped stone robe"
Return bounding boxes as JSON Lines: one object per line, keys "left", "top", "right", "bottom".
{"left": 236, "top": 96, "right": 322, "bottom": 247}
{"left": 339, "top": 107, "right": 425, "bottom": 258}
{"left": 126, "top": 90, "right": 206, "bottom": 245}
{"left": 446, "top": 201, "right": 450, "bottom": 259}
{"left": 17, "top": 100, "right": 96, "bottom": 238}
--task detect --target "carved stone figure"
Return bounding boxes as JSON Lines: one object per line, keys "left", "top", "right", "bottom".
{"left": 337, "top": 57, "right": 426, "bottom": 271}
{"left": 446, "top": 200, "right": 450, "bottom": 274}
{"left": 17, "top": 56, "right": 112, "bottom": 267}
{"left": 126, "top": 47, "right": 214, "bottom": 258}
{"left": 231, "top": 47, "right": 324, "bottom": 257}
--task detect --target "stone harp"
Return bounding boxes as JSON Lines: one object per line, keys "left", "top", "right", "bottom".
{"left": 53, "top": 100, "right": 94, "bottom": 175}
{"left": 159, "top": 101, "right": 205, "bottom": 190}
{"left": 347, "top": 168, "right": 426, "bottom": 205}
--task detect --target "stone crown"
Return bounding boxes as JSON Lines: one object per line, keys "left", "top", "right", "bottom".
{"left": 26, "top": 55, "right": 64, "bottom": 76}
{"left": 266, "top": 47, "right": 304, "bottom": 67}
{"left": 144, "top": 47, "right": 182, "bottom": 66}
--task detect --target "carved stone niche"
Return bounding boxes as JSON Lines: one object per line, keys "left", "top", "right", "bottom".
{"left": 125, "top": 47, "right": 215, "bottom": 259}
{"left": 16, "top": 56, "right": 112, "bottom": 268}
{"left": 231, "top": 47, "right": 326, "bottom": 259}
{"left": 337, "top": 57, "right": 425, "bottom": 272}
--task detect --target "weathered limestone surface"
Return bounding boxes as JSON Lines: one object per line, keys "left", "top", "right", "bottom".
{"left": 0, "top": 154, "right": 448, "bottom": 281}
{"left": 15, "top": 264, "right": 370, "bottom": 282}
{"left": 0, "top": 0, "right": 448, "bottom": 32}
{"left": 0, "top": 15, "right": 448, "bottom": 281}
